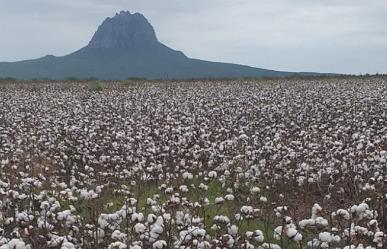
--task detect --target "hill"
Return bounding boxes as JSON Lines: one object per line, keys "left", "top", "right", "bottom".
{"left": 0, "top": 11, "right": 320, "bottom": 80}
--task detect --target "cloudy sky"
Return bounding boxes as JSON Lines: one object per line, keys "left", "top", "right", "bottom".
{"left": 1, "top": 0, "right": 386, "bottom": 74}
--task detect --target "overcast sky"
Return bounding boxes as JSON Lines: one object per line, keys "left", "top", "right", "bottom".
{"left": 1, "top": 0, "right": 386, "bottom": 74}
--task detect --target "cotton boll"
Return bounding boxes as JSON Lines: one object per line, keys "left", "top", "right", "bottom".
{"left": 208, "top": 171, "right": 217, "bottom": 178}
{"left": 213, "top": 215, "right": 230, "bottom": 225}
{"left": 273, "top": 226, "right": 283, "bottom": 240}
{"left": 224, "top": 194, "right": 234, "bottom": 201}
{"left": 1, "top": 239, "right": 29, "bottom": 249}
{"left": 319, "top": 232, "right": 334, "bottom": 243}
{"left": 261, "top": 243, "right": 281, "bottom": 249}
{"left": 334, "top": 209, "right": 351, "bottom": 220}
{"left": 108, "top": 242, "right": 127, "bottom": 249}
{"left": 131, "top": 213, "right": 144, "bottom": 223}
{"left": 286, "top": 227, "right": 302, "bottom": 241}
{"left": 373, "top": 232, "right": 384, "bottom": 247}
{"left": 247, "top": 229, "right": 265, "bottom": 243}
{"left": 227, "top": 225, "right": 238, "bottom": 237}
{"left": 214, "top": 197, "right": 224, "bottom": 204}
{"left": 133, "top": 223, "right": 145, "bottom": 234}
{"left": 315, "top": 217, "right": 328, "bottom": 227}
{"left": 152, "top": 240, "right": 167, "bottom": 249}
{"left": 111, "top": 230, "right": 127, "bottom": 241}
{"left": 240, "top": 206, "right": 254, "bottom": 215}
{"left": 198, "top": 183, "right": 208, "bottom": 190}
{"left": 222, "top": 234, "right": 235, "bottom": 247}
{"left": 147, "top": 214, "right": 157, "bottom": 223}
{"left": 147, "top": 198, "right": 157, "bottom": 206}
{"left": 179, "top": 185, "right": 189, "bottom": 193}
{"left": 250, "top": 187, "right": 260, "bottom": 193}
{"left": 61, "top": 241, "right": 76, "bottom": 249}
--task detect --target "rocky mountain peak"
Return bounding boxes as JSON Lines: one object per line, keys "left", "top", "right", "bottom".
{"left": 86, "top": 11, "right": 158, "bottom": 50}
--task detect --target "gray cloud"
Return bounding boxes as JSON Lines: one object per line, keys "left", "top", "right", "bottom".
{"left": 0, "top": 0, "right": 386, "bottom": 74}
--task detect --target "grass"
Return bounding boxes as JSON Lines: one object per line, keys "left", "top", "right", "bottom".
{"left": 88, "top": 81, "right": 104, "bottom": 91}
{"left": 53, "top": 180, "right": 327, "bottom": 248}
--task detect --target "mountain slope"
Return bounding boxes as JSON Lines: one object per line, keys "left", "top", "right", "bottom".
{"left": 0, "top": 11, "right": 312, "bottom": 80}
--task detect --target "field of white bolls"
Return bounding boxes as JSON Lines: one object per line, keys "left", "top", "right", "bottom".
{"left": 0, "top": 77, "right": 386, "bottom": 248}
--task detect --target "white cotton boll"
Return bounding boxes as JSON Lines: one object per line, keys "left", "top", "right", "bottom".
{"left": 179, "top": 230, "right": 192, "bottom": 242}
{"left": 315, "top": 217, "right": 328, "bottom": 227}
{"left": 286, "top": 227, "right": 302, "bottom": 241}
{"left": 240, "top": 206, "right": 254, "bottom": 215}
{"left": 274, "top": 206, "right": 287, "bottom": 217}
{"left": 222, "top": 235, "right": 234, "bottom": 247}
{"left": 211, "top": 224, "right": 219, "bottom": 231}
{"left": 213, "top": 215, "right": 230, "bottom": 224}
{"left": 251, "top": 230, "right": 264, "bottom": 242}
{"left": 224, "top": 194, "right": 234, "bottom": 201}
{"left": 182, "top": 172, "right": 193, "bottom": 180}
{"left": 228, "top": 225, "right": 238, "bottom": 236}
{"left": 244, "top": 241, "right": 255, "bottom": 249}
{"left": 319, "top": 232, "right": 334, "bottom": 243}
{"left": 111, "top": 230, "right": 127, "bottom": 241}
{"left": 373, "top": 231, "right": 384, "bottom": 247}
{"left": 179, "top": 185, "right": 189, "bottom": 192}
{"left": 169, "top": 196, "right": 180, "bottom": 204}
{"left": 96, "top": 185, "right": 103, "bottom": 194}
{"left": 92, "top": 228, "right": 105, "bottom": 240}
{"left": 40, "top": 201, "right": 50, "bottom": 210}
{"left": 198, "top": 183, "right": 208, "bottom": 190}
{"left": 1, "top": 239, "right": 28, "bottom": 249}
{"left": 152, "top": 240, "right": 167, "bottom": 249}
{"left": 37, "top": 218, "right": 54, "bottom": 230}
{"left": 192, "top": 239, "right": 198, "bottom": 246}
{"left": 151, "top": 224, "right": 163, "bottom": 235}
{"left": 165, "top": 187, "right": 174, "bottom": 194}
{"left": 98, "top": 215, "right": 109, "bottom": 229}
{"left": 151, "top": 205, "right": 160, "bottom": 213}
{"left": 134, "top": 223, "right": 146, "bottom": 234}
{"left": 214, "top": 197, "right": 224, "bottom": 204}
{"left": 260, "top": 196, "right": 268, "bottom": 202}
{"left": 61, "top": 241, "right": 76, "bottom": 249}
{"left": 192, "top": 228, "right": 206, "bottom": 238}
{"left": 239, "top": 134, "right": 248, "bottom": 140}
{"left": 128, "top": 198, "right": 138, "bottom": 206}
{"left": 299, "top": 219, "right": 313, "bottom": 229}
{"left": 162, "top": 213, "right": 171, "bottom": 222}
{"left": 208, "top": 171, "right": 217, "bottom": 178}
{"left": 108, "top": 242, "right": 127, "bottom": 249}
{"left": 311, "top": 203, "right": 322, "bottom": 218}
{"left": 47, "top": 236, "right": 64, "bottom": 247}
{"left": 273, "top": 226, "right": 284, "bottom": 240}
{"left": 197, "top": 241, "right": 210, "bottom": 249}
{"left": 131, "top": 213, "right": 144, "bottom": 223}
{"left": 261, "top": 243, "right": 281, "bottom": 249}
{"left": 246, "top": 231, "right": 254, "bottom": 238}
{"left": 292, "top": 233, "right": 303, "bottom": 242}
{"left": 335, "top": 209, "right": 350, "bottom": 220}
{"left": 343, "top": 246, "right": 356, "bottom": 249}
{"left": 307, "top": 239, "right": 321, "bottom": 248}
{"left": 147, "top": 214, "right": 157, "bottom": 223}
{"left": 250, "top": 187, "right": 260, "bottom": 193}
{"left": 192, "top": 217, "right": 202, "bottom": 225}
{"left": 147, "top": 198, "right": 157, "bottom": 206}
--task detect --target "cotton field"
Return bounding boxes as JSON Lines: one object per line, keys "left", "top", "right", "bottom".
{"left": 0, "top": 78, "right": 386, "bottom": 249}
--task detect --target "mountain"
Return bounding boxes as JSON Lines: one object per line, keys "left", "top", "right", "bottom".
{"left": 0, "top": 11, "right": 318, "bottom": 80}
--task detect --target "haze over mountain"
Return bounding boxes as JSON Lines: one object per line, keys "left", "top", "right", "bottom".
{"left": 0, "top": 11, "right": 319, "bottom": 80}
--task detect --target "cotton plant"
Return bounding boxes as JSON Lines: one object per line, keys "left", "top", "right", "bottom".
{"left": 0, "top": 79, "right": 387, "bottom": 248}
